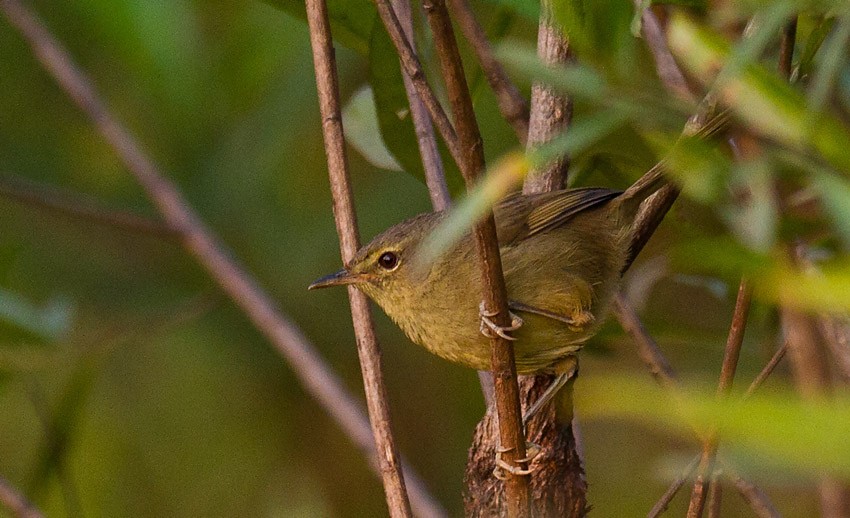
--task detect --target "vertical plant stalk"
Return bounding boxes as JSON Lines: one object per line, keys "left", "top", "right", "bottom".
{"left": 391, "top": 0, "right": 451, "bottom": 210}
{"left": 447, "top": 0, "right": 530, "bottom": 143}
{"left": 467, "top": 0, "right": 587, "bottom": 514}
{"left": 0, "top": 1, "right": 445, "bottom": 516}
{"left": 373, "top": 0, "right": 462, "bottom": 165}
{"left": 0, "top": 476, "right": 43, "bottom": 518}
{"left": 422, "top": 0, "right": 531, "bottom": 516}
{"left": 687, "top": 280, "right": 752, "bottom": 518}
{"left": 305, "top": 0, "right": 413, "bottom": 516}
{"left": 524, "top": 0, "right": 572, "bottom": 194}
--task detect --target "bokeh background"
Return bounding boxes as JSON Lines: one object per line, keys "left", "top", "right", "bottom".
{"left": 0, "top": 0, "right": 842, "bottom": 516}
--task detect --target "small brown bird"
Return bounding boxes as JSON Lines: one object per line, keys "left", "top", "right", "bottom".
{"left": 310, "top": 173, "right": 663, "bottom": 410}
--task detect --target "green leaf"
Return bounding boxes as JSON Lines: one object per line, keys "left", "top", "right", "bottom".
{"left": 415, "top": 153, "right": 530, "bottom": 269}
{"left": 648, "top": 133, "right": 731, "bottom": 203}
{"left": 0, "top": 289, "right": 73, "bottom": 343}
{"left": 668, "top": 13, "right": 850, "bottom": 174}
{"left": 797, "top": 16, "right": 836, "bottom": 80}
{"left": 418, "top": 107, "right": 629, "bottom": 267}
{"left": 723, "top": 159, "right": 778, "bottom": 252}
{"left": 808, "top": 16, "right": 850, "bottom": 111}
{"left": 578, "top": 374, "right": 850, "bottom": 480}
{"left": 550, "top": 0, "right": 641, "bottom": 76}
{"left": 498, "top": 44, "right": 609, "bottom": 102}
{"left": 480, "top": 0, "right": 539, "bottom": 22}
{"left": 812, "top": 170, "right": 850, "bottom": 249}
{"left": 342, "top": 86, "right": 403, "bottom": 171}
{"left": 263, "top": 0, "right": 375, "bottom": 54}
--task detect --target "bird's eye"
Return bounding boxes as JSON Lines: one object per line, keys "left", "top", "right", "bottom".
{"left": 377, "top": 251, "right": 399, "bottom": 270}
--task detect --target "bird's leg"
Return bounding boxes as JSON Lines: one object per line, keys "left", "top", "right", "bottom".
{"left": 522, "top": 356, "right": 579, "bottom": 428}
{"left": 479, "top": 301, "right": 524, "bottom": 341}
{"left": 492, "top": 442, "right": 542, "bottom": 480}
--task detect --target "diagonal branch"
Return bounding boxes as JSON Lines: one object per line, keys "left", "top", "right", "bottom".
{"left": 372, "top": 0, "right": 462, "bottom": 166}
{"left": 0, "top": 173, "right": 177, "bottom": 238}
{"left": 391, "top": 0, "right": 451, "bottom": 210}
{"left": 305, "top": 0, "right": 413, "bottom": 515}
{"left": 0, "top": 475, "right": 43, "bottom": 518}
{"left": 0, "top": 2, "right": 445, "bottom": 516}
{"left": 422, "top": 0, "right": 531, "bottom": 515}
{"left": 447, "top": 0, "right": 530, "bottom": 143}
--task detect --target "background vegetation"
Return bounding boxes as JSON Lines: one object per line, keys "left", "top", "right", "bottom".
{"left": 2, "top": 0, "right": 850, "bottom": 516}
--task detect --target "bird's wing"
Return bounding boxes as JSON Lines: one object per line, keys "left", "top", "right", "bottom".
{"left": 524, "top": 187, "right": 621, "bottom": 238}
{"left": 494, "top": 188, "right": 620, "bottom": 246}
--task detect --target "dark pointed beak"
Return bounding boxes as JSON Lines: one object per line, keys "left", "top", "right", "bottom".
{"left": 308, "top": 269, "right": 360, "bottom": 290}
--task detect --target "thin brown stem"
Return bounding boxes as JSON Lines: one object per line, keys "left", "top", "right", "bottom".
{"left": 687, "top": 279, "right": 752, "bottom": 518}
{"left": 0, "top": 475, "right": 43, "bottom": 518}
{"left": 743, "top": 342, "right": 788, "bottom": 399}
{"left": 728, "top": 472, "right": 781, "bottom": 518}
{"left": 392, "top": 0, "right": 451, "bottom": 210}
{"left": 613, "top": 292, "right": 678, "bottom": 390}
{"left": 447, "top": 0, "right": 529, "bottom": 143}
{"left": 0, "top": 173, "right": 176, "bottom": 238}
{"left": 707, "top": 477, "right": 722, "bottom": 518}
{"left": 422, "top": 0, "right": 530, "bottom": 515}
{"left": 523, "top": 0, "right": 572, "bottom": 193}
{"left": 305, "top": 0, "right": 413, "bottom": 515}
{"left": 635, "top": 3, "right": 695, "bottom": 102}
{"left": 372, "top": 0, "right": 463, "bottom": 166}
{"left": 0, "top": 2, "right": 444, "bottom": 516}
{"left": 647, "top": 455, "right": 700, "bottom": 518}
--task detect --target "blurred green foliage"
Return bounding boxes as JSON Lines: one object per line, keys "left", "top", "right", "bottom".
{"left": 2, "top": 0, "right": 850, "bottom": 516}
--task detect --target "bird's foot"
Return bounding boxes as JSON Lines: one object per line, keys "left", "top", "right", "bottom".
{"left": 479, "top": 302, "right": 523, "bottom": 341}
{"left": 493, "top": 441, "right": 541, "bottom": 480}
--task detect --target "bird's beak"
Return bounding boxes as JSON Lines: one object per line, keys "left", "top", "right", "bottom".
{"left": 308, "top": 269, "right": 361, "bottom": 290}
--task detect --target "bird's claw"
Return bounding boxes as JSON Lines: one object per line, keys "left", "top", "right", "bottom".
{"left": 492, "top": 442, "right": 541, "bottom": 480}
{"left": 479, "top": 302, "right": 523, "bottom": 341}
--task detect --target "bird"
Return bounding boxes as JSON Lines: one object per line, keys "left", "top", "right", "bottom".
{"left": 309, "top": 170, "right": 665, "bottom": 426}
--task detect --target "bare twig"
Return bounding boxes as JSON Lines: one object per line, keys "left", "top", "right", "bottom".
{"left": 707, "top": 474, "right": 722, "bottom": 518}
{"left": 635, "top": 3, "right": 694, "bottom": 102}
{"left": 0, "top": 2, "right": 445, "bottom": 516}
{"left": 743, "top": 341, "right": 788, "bottom": 398}
{"left": 728, "top": 472, "right": 781, "bottom": 518}
{"left": 372, "top": 0, "right": 462, "bottom": 165}
{"left": 523, "top": 0, "right": 572, "bottom": 193}
{"left": 687, "top": 279, "right": 752, "bottom": 518}
{"left": 447, "top": 0, "right": 529, "bottom": 143}
{"left": 305, "top": 0, "right": 413, "bottom": 515}
{"left": 0, "top": 173, "right": 176, "bottom": 238}
{"left": 392, "top": 0, "right": 451, "bottom": 210}
{"left": 647, "top": 456, "right": 700, "bottom": 518}
{"left": 0, "top": 476, "right": 43, "bottom": 518}
{"left": 422, "top": 0, "right": 530, "bottom": 515}
{"left": 613, "top": 292, "right": 678, "bottom": 390}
